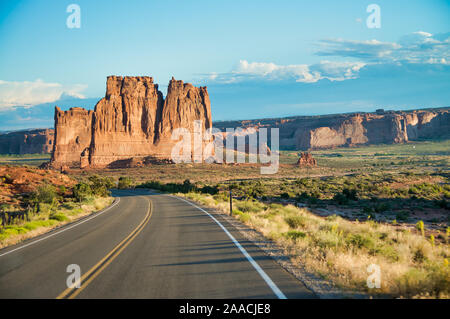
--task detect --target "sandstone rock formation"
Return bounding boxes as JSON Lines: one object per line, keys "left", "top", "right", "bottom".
{"left": 0, "top": 129, "right": 54, "bottom": 154}
{"left": 52, "top": 107, "right": 93, "bottom": 168}
{"left": 2, "top": 107, "right": 448, "bottom": 158}
{"left": 214, "top": 108, "right": 450, "bottom": 150}
{"left": 88, "top": 76, "right": 164, "bottom": 167}
{"left": 50, "top": 76, "right": 212, "bottom": 169}
{"left": 296, "top": 152, "right": 317, "bottom": 167}
{"left": 157, "top": 77, "right": 212, "bottom": 162}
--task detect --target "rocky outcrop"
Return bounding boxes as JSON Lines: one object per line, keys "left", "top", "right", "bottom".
{"left": 296, "top": 152, "right": 317, "bottom": 167}
{"left": 214, "top": 108, "right": 450, "bottom": 150}
{"left": 0, "top": 129, "right": 54, "bottom": 154}
{"left": 404, "top": 110, "right": 450, "bottom": 140}
{"left": 52, "top": 107, "right": 93, "bottom": 168}
{"left": 156, "top": 77, "right": 212, "bottom": 161}
{"left": 50, "top": 76, "right": 212, "bottom": 169}
{"left": 88, "top": 76, "right": 164, "bottom": 167}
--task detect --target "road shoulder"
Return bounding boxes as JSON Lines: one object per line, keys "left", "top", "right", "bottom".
{"left": 174, "top": 194, "right": 367, "bottom": 299}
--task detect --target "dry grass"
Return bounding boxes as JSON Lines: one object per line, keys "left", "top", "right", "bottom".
{"left": 0, "top": 196, "right": 113, "bottom": 249}
{"left": 180, "top": 192, "right": 449, "bottom": 298}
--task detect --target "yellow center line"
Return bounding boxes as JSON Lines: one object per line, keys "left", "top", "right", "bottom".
{"left": 56, "top": 197, "right": 153, "bottom": 299}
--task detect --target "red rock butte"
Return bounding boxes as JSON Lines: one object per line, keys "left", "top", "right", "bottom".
{"left": 50, "top": 76, "right": 212, "bottom": 169}
{"left": 296, "top": 152, "right": 317, "bottom": 167}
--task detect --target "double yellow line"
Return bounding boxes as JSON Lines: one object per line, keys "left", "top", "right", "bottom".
{"left": 57, "top": 197, "right": 153, "bottom": 299}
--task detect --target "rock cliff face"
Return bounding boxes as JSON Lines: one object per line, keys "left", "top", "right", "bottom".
{"left": 0, "top": 129, "right": 54, "bottom": 154}
{"left": 214, "top": 108, "right": 450, "bottom": 150}
{"left": 52, "top": 107, "right": 93, "bottom": 168}
{"left": 157, "top": 77, "right": 212, "bottom": 161}
{"left": 88, "top": 76, "right": 164, "bottom": 167}
{"left": 50, "top": 76, "right": 212, "bottom": 168}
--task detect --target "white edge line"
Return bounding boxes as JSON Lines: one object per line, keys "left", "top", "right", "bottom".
{"left": 168, "top": 195, "right": 287, "bottom": 300}
{"left": 0, "top": 198, "right": 121, "bottom": 258}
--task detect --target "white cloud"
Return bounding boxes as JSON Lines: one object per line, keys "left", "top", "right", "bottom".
{"left": 317, "top": 31, "right": 450, "bottom": 65}
{"left": 206, "top": 60, "right": 365, "bottom": 84}
{"left": 235, "top": 60, "right": 319, "bottom": 82}
{"left": 201, "top": 31, "right": 448, "bottom": 85}
{"left": 316, "top": 38, "right": 401, "bottom": 61}
{"left": 0, "top": 79, "right": 87, "bottom": 109}
{"left": 310, "top": 61, "right": 366, "bottom": 81}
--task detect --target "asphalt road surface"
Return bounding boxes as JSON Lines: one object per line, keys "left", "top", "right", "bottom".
{"left": 0, "top": 189, "right": 316, "bottom": 299}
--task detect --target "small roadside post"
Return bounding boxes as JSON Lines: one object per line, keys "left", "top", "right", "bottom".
{"left": 229, "top": 186, "right": 233, "bottom": 216}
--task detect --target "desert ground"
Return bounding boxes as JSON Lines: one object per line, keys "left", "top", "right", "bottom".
{"left": 0, "top": 139, "right": 449, "bottom": 298}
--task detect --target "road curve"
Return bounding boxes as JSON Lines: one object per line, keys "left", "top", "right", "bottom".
{"left": 0, "top": 189, "right": 316, "bottom": 299}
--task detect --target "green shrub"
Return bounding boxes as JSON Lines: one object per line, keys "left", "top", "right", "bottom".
{"left": 296, "top": 192, "right": 310, "bottom": 201}
{"left": 333, "top": 192, "right": 348, "bottom": 205}
{"left": 269, "top": 203, "right": 284, "bottom": 209}
{"left": 372, "top": 244, "right": 399, "bottom": 261}
{"left": 138, "top": 180, "right": 164, "bottom": 190}
{"left": 213, "top": 193, "right": 228, "bottom": 202}
{"left": 138, "top": 179, "right": 194, "bottom": 193}
{"left": 89, "top": 175, "right": 114, "bottom": 196}
{"left": 0, "top": 226, "right": 28, "bottom": 240}
{"left": 37, "top": 202, "right": 52, "bottom": 214}
{"left": 284, "top": 230, "right": 306, "bottom": 240}
{"left": 342, "top": 188, "right": 358, "bottom": 201}
{"left": 73, "top": 183, "right": 92, "bottom": 202}
{"left": 33, "top": 184, "right": 57, "bottom": 204}
{"left": 435, "top": 199, "right": 448, "bottom": 209}
{"left": 234, "top": 210, "right": 250, "bottom": 222}
{"left": 428, "top": 264, "right": 450, "bottom": 297}
{"left": 280, "top": 192, "right": 290, "bottom": 199}
{"left": 284, "top": 215, "right": 306, "bottom": 229}
{"left": 396, "top": 211, "right": 410, "bottom": 221}
{"left": 236, "top": 200, "right": 265, "bottom": 213}
{"left": 375, "top": 203, "right": 390, "bottom": 213}
{"left": 413, "top": 246, "right": 427, "bottom": 264}
{"left": 118, "top": 176, "right": 133, "bottom": 189}
{"left": 139, "top": 180, "right": 221, "bottom": 196}
{"left": 49, "top": 213, "right": 68, "bottom": 222}
{"left": 200, "top": 185, "right": 219, "bottom": 195}
{"left": 346, "top": 233, "right": 375, "bottom": 250}
{"left": 23, "top": 220, "right": 57, "bottom": 230}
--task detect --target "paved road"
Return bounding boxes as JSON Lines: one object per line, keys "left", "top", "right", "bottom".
{"left": 0, "top": 189, "right": 316, "bottom": 299}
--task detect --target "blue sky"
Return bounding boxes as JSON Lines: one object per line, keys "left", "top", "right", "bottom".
{"left": 0, "top": 0, "right": 449, "bottom": 129}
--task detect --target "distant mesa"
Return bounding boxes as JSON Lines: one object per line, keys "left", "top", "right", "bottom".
{"left": 219, "top": 127, "right": 272, "bottom": 155}
{"left": 0, "top": 129, "right": 53, "bottom": 155}
{"left": 49, "top": 76, "right": 212, "bottom": 169}
{"left": 214, "top": 107, "right": 450, "bottom": 150}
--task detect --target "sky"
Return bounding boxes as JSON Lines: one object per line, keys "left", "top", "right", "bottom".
{"left": 0, "top": 0, "right": 449, "bottom": 130}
